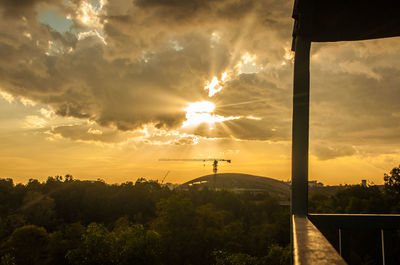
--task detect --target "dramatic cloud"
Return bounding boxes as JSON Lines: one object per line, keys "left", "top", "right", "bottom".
{"left": 1, "top": 0, "right": 400, "bottom": 184}
{"left": 310, "top": 39, "right": 400, "bottom": 146}
{"left": 49, "top": 124, "right": 131, "bottom": 143}
{"left": 312, "top": 144, "right": 357, "bottom": 161}
{"left": 0, "top": 0, "right": 294, "bottom": 142}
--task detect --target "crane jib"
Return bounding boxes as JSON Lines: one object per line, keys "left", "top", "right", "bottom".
{"left": 158, "top": 158, "right": 232, "bottom": 175}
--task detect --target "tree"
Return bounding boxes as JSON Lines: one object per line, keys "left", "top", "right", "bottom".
{"left": 0, "top": 253, "right": 15, "bottom": 265}
{"left": 152, "top": 194, "right": 197, "bottom": 265}
{"left": 66, "top": 223, "right": 116, "bottom": 265}
{"left": 115, "top": 224, "right": 161, "bottom": 265}
{"left": 46, "top": 223, "right": 85, "bottom": 265}
{"left": 261, "top": 244, "right": 290, "bottom": 265}
{"left": 0, "top": 214, "right": 26, "bottom": 241}
{"left": 20, "top": 192, "right": 56, "bottom": 228}
{"left": 214, "top": 251, "right": 258, "bottom": 265}
{"left": 384, "top": 165, "right": 400, "bottom": 194}
{"left": 0, "top": 179, "right": 14, "bottom": 215}
{"left": 5, "top": 225, "right": 49, "bottom": 265}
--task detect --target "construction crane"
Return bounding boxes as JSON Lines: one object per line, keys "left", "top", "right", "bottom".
{"left": 158, "top": 158, "right": 231, "bottom": 190}
{"left": 158, "top": 158, "right": 231, "bottom": 175}
{"left": 161, "top": 171, "right": 170, "bottom": 184}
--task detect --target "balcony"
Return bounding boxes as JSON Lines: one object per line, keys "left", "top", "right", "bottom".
{"left": 290, "top": 1, "right": 400, "bottom": 264}
{"left": 292, "top": 214, "right": 400, "bottom": 265}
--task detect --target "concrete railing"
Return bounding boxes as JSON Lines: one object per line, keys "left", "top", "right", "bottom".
{"left": 292, "top": 215, "right": 347, "bottom": 265}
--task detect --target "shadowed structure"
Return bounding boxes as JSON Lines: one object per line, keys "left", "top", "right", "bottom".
{"left": 290, "top": 1, "right": 400, "bottom": 264}
{"left": 292, "top": 0, "right": 400, "bottom": 44}
{"left": 181, "top": 173, "right": 290, "bottom": 200}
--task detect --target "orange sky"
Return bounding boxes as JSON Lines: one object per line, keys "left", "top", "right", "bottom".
{"left": 0, "top": 0, "right": 400, "bottom": 185}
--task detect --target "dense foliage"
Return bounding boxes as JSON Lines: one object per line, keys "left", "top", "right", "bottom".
{"left": 0, "top": 177, "right": 290, "bottom": 265}
{"left": 2, "top": 164, "right": 400, "bottom": 265}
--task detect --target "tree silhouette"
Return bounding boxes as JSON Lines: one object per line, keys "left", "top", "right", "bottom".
{"left": 384, "top": 164, "right": 400, "bottom": 194}
{"left": 5, "top": 225, "right": 49, "bottom": 265}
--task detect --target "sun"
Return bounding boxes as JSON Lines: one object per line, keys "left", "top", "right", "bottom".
{"left": 182, "top": 101, "right": 216, "bottom": 128}
{"left": 185, "top": 101, "right": 215, "bottom": 114}
{"left": 182, "top": 101, "right": 240, "bottom": 128}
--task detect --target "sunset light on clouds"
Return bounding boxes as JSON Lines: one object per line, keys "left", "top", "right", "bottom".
{"left": 1, "top": 0, "right": 400, "bottom": 185}
{"left": 182, "top": 101, "right": 240, "bottom": 129}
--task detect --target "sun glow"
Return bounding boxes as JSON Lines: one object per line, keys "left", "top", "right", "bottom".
{"left": 77, "top": 0, "right": 105, "bottom": 28}
{"left": 204, "top": 72, "right": 230, "bottom": 97}
{"left": 182, "top": 101, "right": 240, "bottom": 128}
{"left": 185, "top": 101, "right": 215, "bottom": 113}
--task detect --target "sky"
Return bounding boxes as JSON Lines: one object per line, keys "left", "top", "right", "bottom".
{"left": 0, "top": 0, "right": 400, "bottom": 185}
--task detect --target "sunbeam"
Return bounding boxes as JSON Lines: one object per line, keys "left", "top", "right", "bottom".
{"left": 182, "top": 101, "right": 240, "bottom": 129}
